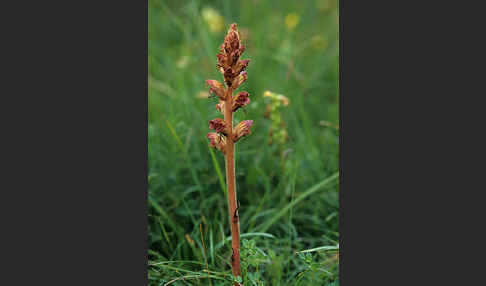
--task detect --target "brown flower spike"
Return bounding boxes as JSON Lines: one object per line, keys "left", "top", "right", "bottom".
{"left": 206, "top": 23, "right": 252, "bottom": 284}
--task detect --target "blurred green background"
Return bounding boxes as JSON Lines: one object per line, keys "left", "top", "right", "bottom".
{"left": 148, "top": 0, "right": 339, "bottom": 284}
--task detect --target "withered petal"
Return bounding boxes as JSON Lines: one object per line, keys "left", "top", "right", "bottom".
{"left": 233, "top": 120, "right": 253, "bottom": 142}
{"left": 206, "top": 79, "right": 226, "bottom": 100}
{"left": 209, "top": 118, "right": 227, "bottom": 133}
{"left": 232, "top": 91, "right": 250, "bottom": 112}
{"left": 231, "top": 71, "right": 247, "bottom": 90}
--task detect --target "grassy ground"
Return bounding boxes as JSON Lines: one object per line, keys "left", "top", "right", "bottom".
{"left": 148, "top": 0, "right": 339, "bottom": 285}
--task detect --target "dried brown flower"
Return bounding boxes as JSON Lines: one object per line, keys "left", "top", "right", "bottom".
{"left": 233, "top": 120, "right": 253, "bottom": 142}
{"left": 231, "top": 71, "right": 247, "bottom": 90}
{"left": 232, "top": 91, "right": 250, "bottom": 112}
{"left": 216, "top": 100, "right": 225, "bottom": 114}
{"left": 209, "top": 118, "right": 227, "bottom": 134}
{"left": 206, "top": 79, "right": 226, "bottom": 100}
{"left": 207, "top": 132, "right": 226, "bottom": 153}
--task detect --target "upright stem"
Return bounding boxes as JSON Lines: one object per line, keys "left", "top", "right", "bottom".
{"left": 224, "top": 87, "right": 242, "bottom": 282}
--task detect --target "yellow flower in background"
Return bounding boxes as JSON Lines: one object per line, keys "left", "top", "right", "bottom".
{"left": 311, "top": 35, "right": 329, "bottom": 51}
{"left": 263, "top": 90, "right": 290, "bottom": 106}
{"left": 202, "top": 7, "right": 224, "bottom": 33}
{"left": 285, "top": 13, "right": 300, "bottom": 30}
{"left": 263, "top": 91, "right": 272, "bottom": 97}
{"left": 263, "top": 90, "right": 290, "bottom": 146}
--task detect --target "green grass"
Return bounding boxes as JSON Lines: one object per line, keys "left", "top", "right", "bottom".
{"left": 148, "top": 0, "right": 339, "bottom": 284}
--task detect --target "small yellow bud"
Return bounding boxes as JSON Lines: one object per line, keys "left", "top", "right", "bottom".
{"left": 285, "top": 13, "right": 300, "bottom": 30}
{"left": 263, "top": 90, "right": 290, "bottom": 106}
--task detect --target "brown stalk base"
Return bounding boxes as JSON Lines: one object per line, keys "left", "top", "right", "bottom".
{"left": 224, "top": 88, "right": 242, "bottom": 284}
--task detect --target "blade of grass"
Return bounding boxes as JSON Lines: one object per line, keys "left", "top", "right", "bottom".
{"left": 165, "top": 119, "right": 202, "bottom": 191}
{"left": 208, "top": 145, "right": 226, "bottom": 194}
{"left": 158, "top": 217, "right": 173, "bottom": 251}
{"left": 149, "top": 260, "right": 205, "bottom": 266}
{"left": 199, "top": 224, "right": 212, "bottom": 286}
{"left": 248, "top": 164, "right": 272, "bottom": 231}
{"left": 148, "top": 195, "right": 181, "bottom": 233}
{"left": 148, "top": 249, "right": 166, "bottom": 260}
{"left": 295, "top": 244, "right": 339, "bottom": 253}
{"left": 165, "top": 119, "right": 185, "bottom": 153}
{"left": 287, "top": 168, "right": 297, "bottom": 274}
{"left": 258, "top": 172, "right": 339, "bottom": 232}
{"left": 182, "top": 198, "right": 197, "bottom": 228}
{"left": 164, "top": 274, "right": 226, "bottom": 286}
{"left": 209, "top": 227, "right": 214, "bottom": 266}
{"left": 214, "top": 232, "right": 276, "bottom": 250}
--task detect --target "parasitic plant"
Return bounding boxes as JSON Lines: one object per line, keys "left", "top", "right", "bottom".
{"left": 206, "top": 23, "right": 252, "bottom": 283}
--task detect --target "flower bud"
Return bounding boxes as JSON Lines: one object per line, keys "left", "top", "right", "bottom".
{"left": 216, "top": 100, "right": 225, "bottom": 114}
{"left": 234, "top": 59, "right": 250, "bottom": 76}
{"left": 233, "top": 120, "right": 253, "bottom": 142}
{"left": 232, "top": 91, "right": 250, "bottom": 112}
{"left": 209, "top": 118, "right": 227, "bottom": 134}
{"left": 207, "top": 132, "right": 226, "bottom": 153}
{"left": 226, "top": 23, "right": 241, "bottom": 51}
{"left": 231, "top": 71, "right": 247, "bottom": 89}
{"left": 206, "top": 79, "right": 226, "bottom": 100}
